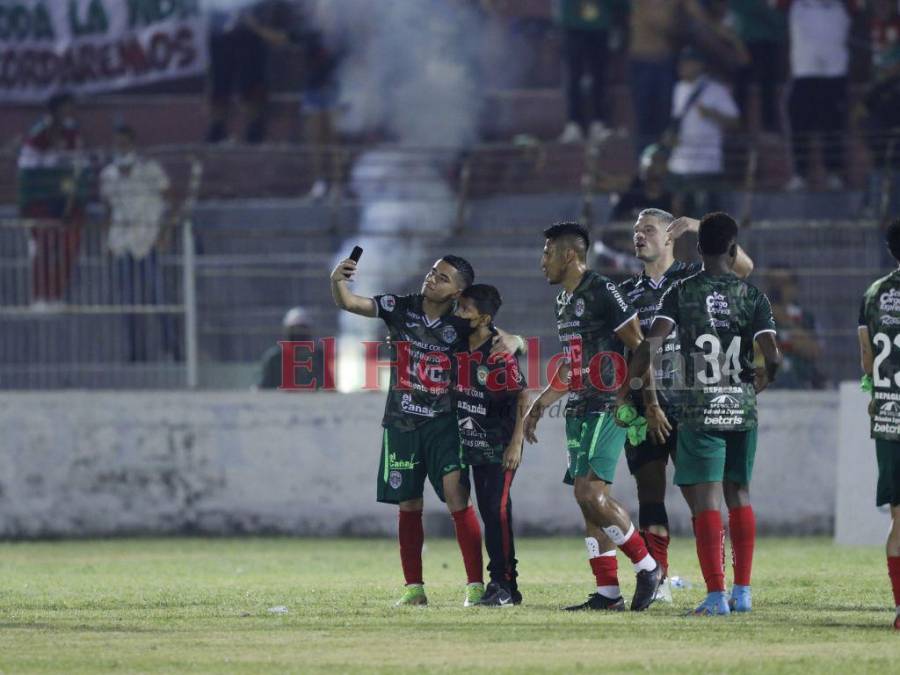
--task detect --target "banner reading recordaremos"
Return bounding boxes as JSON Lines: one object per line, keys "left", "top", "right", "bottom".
{"left": 0, "top": 0, "right": 208, "bottom": 102}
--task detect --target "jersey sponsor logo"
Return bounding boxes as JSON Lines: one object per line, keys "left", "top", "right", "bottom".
{"left": 405, "top": 321, "right": 419, "bottom": 328}
{"left": 880, "top": 288, "right": 900, "bottom": 312}
{"left": 881, "top": 315, "right": 900, "bottom": 326}
{"left": 457, "top": 400, "right": 488, "bottom": 417}
{"left": 706, "top": 291, "right": 730, "bottom": 315}
{"left": 380, "top": 295, "right": 396, "bottom": 312}
{"left": 606, "top": 282, "right": 629, "bottom": 312}
{"left": 710, "top": 394, "right": 740, "bottom": 407}
{"left": 399, "top": 393, "right": 435, "bottom": 417}
{"left": 388, "top": 470, "right": 403, "bottom": 489}
{"left": 575, "top": 298, "right": 585, "bottom": 317}
{"left": 476, "top": 365, "right": 489, "bottom": 385}
{"left": 458, "top": 415, "right": 486, "bottom": 435}
{"left": 441, "top": 325, "right": 458, "bottom": 344}
{"left": 880, "top": 401, "right": 900, "bottom": 414}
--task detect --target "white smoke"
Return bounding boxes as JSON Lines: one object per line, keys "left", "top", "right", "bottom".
{"left": 310, "top": 0, "right": 492, "bottom": 390}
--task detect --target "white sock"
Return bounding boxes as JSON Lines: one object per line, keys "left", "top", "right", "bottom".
{"left": 633, "top": 553, "right": 656, "bottom": 573}
{"left": 597, "top": 585, "right": 620, "bottom": 599}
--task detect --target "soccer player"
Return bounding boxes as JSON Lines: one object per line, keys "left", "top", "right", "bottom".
{"left": 618, "top": 208, "right": 754, "bottom": 599}
{"left": 330, "top": 255, "right": 522, "bottom": 607}
{"left": 524, "top": 222, "right": 664, "bottom": 612}
{"left": 857, "top": 217, "right": 900, "bottom": 631}
{"left": 627, "top": 212, "right": 780, "bottom": 616}
{"left": 452, "top": 284, "right": 529, "bottom": 606}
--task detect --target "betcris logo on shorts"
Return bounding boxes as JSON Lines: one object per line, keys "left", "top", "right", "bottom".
{"left": 703, "top": 389, "right": 743, "bottom": 426}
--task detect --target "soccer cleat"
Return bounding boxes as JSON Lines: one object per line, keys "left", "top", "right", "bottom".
{"left": 692, "top": 591, "right": 731, "bottom": 616}
{"left": 476, "top": 581, "right": 514, "bottom": 607}
{"left": 653, "top": 576, "right": 673, "bottom": 603}
{"left": 631, "top": 563, "right": 664, "bottom": 611}
{"left": 511, "top": 588, "right": 523, "bottom": 605}
{"left": 564, "top": 593, "right": 626, "bottom": 611}
{"left": 463, "top": 582, "right": 485, "bottom": 607}
{"left": 395, "top": 584, "right": 428, "bottom": 607}
{"left": 729, "top": 585, "right": 752, "bottom": 612}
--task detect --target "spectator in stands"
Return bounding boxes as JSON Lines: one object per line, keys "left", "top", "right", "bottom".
{"left": 99, "top": 125, "right": 174, "bottom": 362}
{"left": 258, "top": 306, "right": 326, "bottom": 389}
{"left": 555, "top": 0, "right": 628, "bottom": 143}
{"left": 299, "top": 1, "right": 344, "bottom": 200}
{"left": 689, "top": 0, "right": 750, "bottom": 84}
{"left": 609, "top": 143, "right": 674, "bottom": 221}
{"left": 206, "top": 1, "right": 294, "bottom": 144}
{"left": 856, "top": 0, "right": 900, "bottom": 216}
{"left": 730, "top": 0, "right": 787, "bottom": 133}
{"left": 766, "top": 267, "right": 824, "bottom": 389}
{"left": 667, "top": 48, "right": 740, "bottom": 216}
{"left": 779, "top": 0, "right": 858, "bottom": 192}
{"left": 17, "top": 92, "right": 88, "bottom": 312}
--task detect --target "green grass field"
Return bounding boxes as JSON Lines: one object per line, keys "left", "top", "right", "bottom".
{"left": 0, "top": 537, "right": 898, "bottom": 673}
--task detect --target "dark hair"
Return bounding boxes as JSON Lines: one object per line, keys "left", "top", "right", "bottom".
{"left": 887, "top": 218, "right": 900, "bottom": 262}
{"left": 441, "top": 255, "right": 475, "bottom": 289}
{"left": 543, "top": 221, "right": 590, "bottom": 260}
{"left": 698, "top": 211, "right": 738, "bottom": 255}
{"left": 46, "top": 92, "right": 73, "bottom": 113}
{"left": 115, "top": 124, "right": 137, "bottom": 141}
{"left": 461, "top": 284, "right": 502, "bottom": 319}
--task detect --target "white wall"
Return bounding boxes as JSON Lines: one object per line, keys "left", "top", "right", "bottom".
{"left": 0, "top": 390, "right": 847, "bottom": 538}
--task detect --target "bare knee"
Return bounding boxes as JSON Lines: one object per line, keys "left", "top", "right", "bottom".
{"left": 399, "top": 498, "right": 424, "bottom": 513}
{"left": 723, "top": 481, "right": 750, "bottom": 510}
{"left": 443, "top": 472, "right": 470, "bottom": 512}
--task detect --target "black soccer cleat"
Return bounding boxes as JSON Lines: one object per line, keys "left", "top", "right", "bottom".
{"left": 476, "top": 581, "right": 515, "bottom": 607}
{"left": 630, "top": 563, "right": 663, "bottom": 611}
{"left": 564, "top": 593, "right": 626, "bottom": 611}
{"left": 511, "top": 588, "right": 523, "bottom": 605}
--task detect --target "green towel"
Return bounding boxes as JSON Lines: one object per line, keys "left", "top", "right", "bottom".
{"left": 861, "top": 374, "right": 874, "bottom": 394}
{"left": 616, "top": 404, "right": 648, "bottom": 446}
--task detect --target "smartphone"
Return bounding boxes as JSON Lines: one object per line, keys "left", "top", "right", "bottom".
{"left": 349, "top": 246, "right": 363, "bottom": 262}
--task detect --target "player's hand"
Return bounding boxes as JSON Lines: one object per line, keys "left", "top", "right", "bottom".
{"left": 502, "top": 439, "right": 523, "bottom": 471}
{"left": 523, "top": 401, "right": 544, "bottom": 444}
{"left": 868, "top": 398, "right": 877, "bottom": 417}
{"left": 666, "top": 217, "right": 700, "bottom": 241}
{"left": 645, "top": 403, "right": 672, "bottom": 445}
{"left": 490, "top": 333, "right": 521, "bottom": 357}
{"left": 331, "top": 259, "right": 357, "bottom": 282}
{"left": 753, "top": 367, "right": 769, "bottom": 393}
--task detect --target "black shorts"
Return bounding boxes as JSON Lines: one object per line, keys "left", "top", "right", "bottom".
{"left": 209, "top": 27, "right": 268, "bottom": 103}
{"left": 625, "top": 421, "right": 678, "bottom": 475}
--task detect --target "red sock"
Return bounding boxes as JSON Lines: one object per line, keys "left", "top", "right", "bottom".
{"left": 642, "top": 530, "right": 670, "bottom": 577}
{"left": 589, "top": 554, "right": 619, "bottom": 588}
{"left": 889, "top": 556, "right": 900, "bottom": 607}
{"left": 398, "top": 510, "right": 424, "bottom": 585}
{"left": 695, "top": 510, "right": 726, "bottom": 593}
{"left": 619, "top": 527, "right": 652, "bottom": 566}
{"left": 451, "top": 506, "right": 484, "bottom": 584}
{"left": 729, "top": 506, "right": 756, "bottom": 586}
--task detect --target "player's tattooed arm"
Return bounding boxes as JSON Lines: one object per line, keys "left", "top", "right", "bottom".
{"left": 504, "top": 390, "right": 530, "bottom": 471}
{"left": 491, "top": 328, "right": 526, "bottom": 356}
{"left": 754, "top": 331, "right": 782, "bottom": 394}
{"left": 666, "top": 216, "right": 754, "bottom": 278}
{"left": 623, "top": 315, "right": 674, "bottom": 443}
{"left": 330, "top": 259, "right": 377, "bottom": 317}
{"left": 523, "top": 361, "right": 570, "bottom": 444}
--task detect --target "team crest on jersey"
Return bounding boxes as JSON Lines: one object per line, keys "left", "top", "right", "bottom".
{"left": 441, "top": 325, "right": 458, "bottom": 344}
{"left": 574, "top": 298, "right": 585, "bottom": 317}
{"left": 389, "top": 470, "right": 403, "bottom": 489}
{"left": 476, "top": 366, "right": 489, "bottom": 385}
{"left": 380, "top": 295, "right": 396, "bottom": 312}
{"left": 880, "top": 288, "right": 900, "bottom": 313}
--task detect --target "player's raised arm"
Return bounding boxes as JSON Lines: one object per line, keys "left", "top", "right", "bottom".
{"left": 330, "top": 259, "right": 377, "bottom": 317}
{"left": 667, "top": 216, "right": 754, "bottom": 278}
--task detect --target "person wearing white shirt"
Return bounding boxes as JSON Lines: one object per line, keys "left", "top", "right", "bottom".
{"left": 100, "top": 125, "right": 174, "bottom": 362}
{"left": 668, "top": 49, "right": 740, "bottom": 215}
{"left": 779, "top": 0, "right": 859, "bottom": 191}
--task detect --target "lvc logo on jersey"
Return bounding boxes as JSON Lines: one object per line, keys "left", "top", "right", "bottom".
{"left": 476, "top": 365, "right": 489, "bottom": 385}
{"left": 880, "top": 288, "right": 900, "bottom": 313}
{"left": 441, "top": 325, "right": 458, "bottom": 344}
{"left": 706, "top": 292, "right": 730, "bottom": 315}
{"left": 574, "top": 298, "right": 585, "bottom": 317}
{"left": 380, "top": 295, "right": 396, "bottom": 312}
